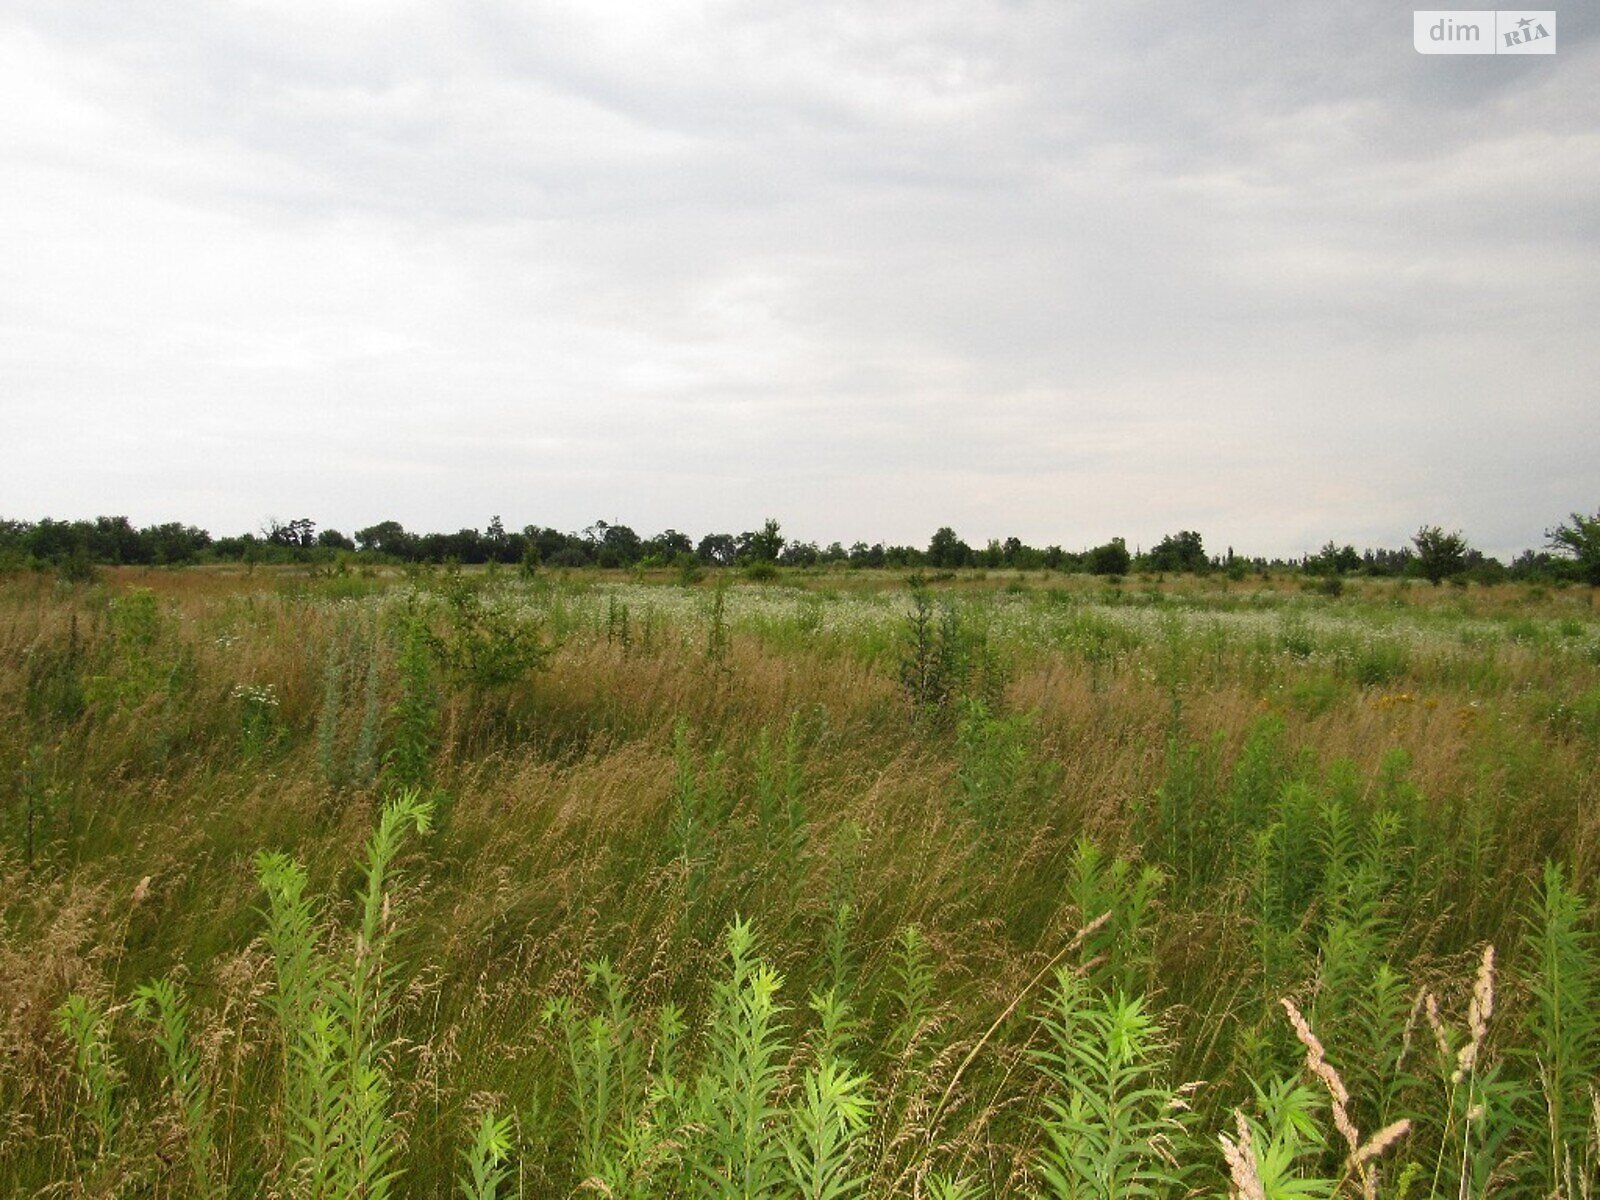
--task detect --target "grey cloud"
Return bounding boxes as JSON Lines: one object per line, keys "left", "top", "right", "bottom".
{"left": 1, "top": 1, "right": 1595, "bottom": 559}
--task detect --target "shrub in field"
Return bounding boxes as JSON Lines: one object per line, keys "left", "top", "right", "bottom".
{"left": 544, "top": 919, "right": 879, "bottom": 1200}
{"left": 1218, "top": 1077, "right": 1335, "bottom": 1200}
{"left": 384, "top": 608, "right": 438, "bottom": 793}
{"left": 458, "top": 1110, "right": 515, "bottom": 1200}
{"left": 753, "top": 718, "right": 811, "bottom": 905}
{"left": 427, "top": 575, "right": 553, "bottom": 691}
{"left": 900, "top": 586, "right": 966, "bottom": 717}
{"left": 132, "top": 979, "right": 222, "bottom": 1200}
{"left": 1065, "top": 840, "right": 1163, "bottom": 994}
{"left": 1351, "top": 640, "right": 1409, "bottom": 688}
{"left": 11, "top": 741, "right": 64, "bottom": 866}
{"left": 899, "top": 588, "right": 1002, "bottom": 719}
{"left": 671, "top": 720, "right": 732, "bottom": 919}
{"left": 86, "top": 587, "right": 180, "bottom": 707}
{"left": 953, "top": 698, "right": 1055, "bottom": 835}
{"left": 315, "top": 618, "right": 387, "bottom": 789}
{"left": 707, "top": 580, "right": 732, "bottom": 665}
{"left": 1086, "top": 538, "right": 1131, "bottom": 577}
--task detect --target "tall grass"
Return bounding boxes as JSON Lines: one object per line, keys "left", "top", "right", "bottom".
{"left": 5, "top": 566, "right": 1600, "bottom": 1196}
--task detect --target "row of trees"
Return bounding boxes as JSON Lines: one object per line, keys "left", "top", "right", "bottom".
{"left": 2, "top": 511, "right": 1597, "bottom": 584}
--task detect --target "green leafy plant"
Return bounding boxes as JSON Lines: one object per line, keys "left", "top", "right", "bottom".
{"left": 56, "top": 993, "right": 123, "bottom": 1164}
{"left": 257, "top": 790, "right": 434, "bottom": 1198}
{"left": 691, "top": 918, "right": 791, "bottom": 1199}
{"left": 954, "top": 698, "right": 1054, "bottom": 835}
{"left": 1520, "top": 862, "right": 1599, "bottom": 1199}
{"left": 428, "top": 574, "right": 553, "bottom": 690}
{"left": 133, "top": 978, "right": 222, "bottom": 1200}
{"left": 900, "top": 586, "right": 967, "bottom": 718}
{"left": 457, "top": 1110, "right": 514, "bottom": 1200}
{"left": 384, "top": 609, "right": 438, "bottom": 793}
{"left": 1028, "top": 971, "right": 1192, "bottom": 1200}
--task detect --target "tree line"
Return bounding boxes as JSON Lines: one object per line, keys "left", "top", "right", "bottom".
{"left": 1, "top": 510, "right": 1596, "bottom": 585}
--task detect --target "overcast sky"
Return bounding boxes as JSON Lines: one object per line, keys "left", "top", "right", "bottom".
{"left": 2, "top": 2, "right": 1595, "bottom": 558}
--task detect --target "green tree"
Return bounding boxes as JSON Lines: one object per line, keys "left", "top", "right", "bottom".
{"left": 1147, "top": 530, "right": 1207, "bottom": 573}
{"left": 355, "top": 520, "right": 416, "bottom": 559}
{"left": 1547, "top": 508, "right": 1600, "bottom": 585}
{"left": 1412, "top": 525, "right": 1469, "bottom": 585}
{"left": 737, "top": 518, "right": 785, "bottom": 564}
{"left": 698, "top": 533, "right": 738, "bottom": 567}
{"left": 1086, "top": 538, "right": 1131, "bottom": 577}
{"left": 1305, "top": 541, "right": 1362, "bottom": 577}
{"left": 645, "top": 529, "right": 694, "bottom": 561}
{"left": 927, "top": 526, "right": 974, "bottom": 569}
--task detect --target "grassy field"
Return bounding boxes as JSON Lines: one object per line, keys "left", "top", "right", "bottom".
{"left": 2, "top": 564, "right": 1598, "bottom": 1199}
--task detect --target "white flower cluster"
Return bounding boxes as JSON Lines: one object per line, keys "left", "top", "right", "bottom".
{"left": 230, "top": 682, "right": 280, "bottom": 708}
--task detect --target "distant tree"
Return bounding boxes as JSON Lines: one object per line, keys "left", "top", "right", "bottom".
{"left": 1087, "top": 537, "right": 1131, "bottom": 577}
{"left": 1412, "top": 525, "right": 1469, "bottom": 585}
{"left": 91, "top": 516, "right": 147, "bottom": 563}
{"left": 736, "top": 518, "right": 784, "bottom": 564}
{"left": 1147, "top": 530, "right": 1207, "bottom": 573}
{"left": 644, "top": 529, "right": 694, "bottom": 562}
{"left": 143, "top": 522, "right": 212, "bottom": 564}
{"left": 926, "top": 527, "right": 974, "bottom": 569}
{"left": 697, "top": 533, "right": 738, "bottom": 567}
{"left": 524, "top": 525, "right": 578, "bottom": 565}
{"left": 266, "top": 517, "right": 317, "bottom": 549}
{"left": 484, "top": 515, "right": 513, "bottom": 561}
{"left": 317, "top": 528, "right": 355, "bottom": 551}
{"left": 596, "top": 522, "right": 642, "bottom": 568}
{"left": 848, "top": 541, "right": 886, "bottom": 568}
{"left": 1547, "top": 508, "right": 1600, "bottom": 585}
{"left": 546, "top": 545, "right": 591, "bottom": 568}
{"left": 356, "top": 520, "right": 416, "bottom": 559}
{"left": 1362, "top": 546, "right": 1414, "bottom": 577}
{"left": 1305, "top": 541, "right": 1362, "bottom": 576}
{"left": 778, "top": 540, "right": 820, "bottom": 567}
{"left": 437, "top": 528, "right": 488, "bottom": 564}
{"left": 212, "top": 533, "right": 255, "bottom": 560}
{"left": 1462, "top": 549, "right": 1507, "bottom": 585}
{"left": 1509, "top": 549, "right": 1562, "bottom": 580}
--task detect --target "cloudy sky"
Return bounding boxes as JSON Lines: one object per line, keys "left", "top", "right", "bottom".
{"left": 3, "top": 2, "right": 1595, "bottom": 558}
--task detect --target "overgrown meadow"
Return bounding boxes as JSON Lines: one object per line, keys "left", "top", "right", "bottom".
{"left": 2, "top": 563, "right": 1599, "bottom": 1199}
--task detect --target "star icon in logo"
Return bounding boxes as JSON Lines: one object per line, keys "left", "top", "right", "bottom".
{"left": 1517, "top": 16, "right": 1533, "bottom": 28}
